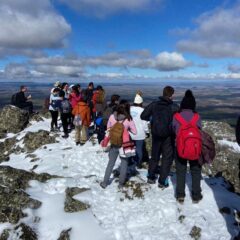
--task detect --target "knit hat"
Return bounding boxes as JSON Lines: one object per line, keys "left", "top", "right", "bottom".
{"left": 180, "top": 90, "right": 196, "bottom": 111}
{"left": 54, "top": 81, "right": 61, "bottom": 87}
{"left": 134, "top": 94, "right": 143, "bottom": 104}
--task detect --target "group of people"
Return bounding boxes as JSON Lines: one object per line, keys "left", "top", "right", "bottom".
{"left": 99, "top": 85, "right": 203, "bottom": 204}
{"left": 12, "top": 82, "right": 206, "bottom": 204}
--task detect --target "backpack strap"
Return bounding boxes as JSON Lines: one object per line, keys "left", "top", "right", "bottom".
{"left": 174, "top": 113, "right": 188, "bottom": 126}
{"left": 190, "top": 113, "right": 199, "bottom": 126}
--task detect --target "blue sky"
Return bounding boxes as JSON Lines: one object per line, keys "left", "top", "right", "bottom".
{"left": 0, "top": 0, "right": 240, "bottom": 82}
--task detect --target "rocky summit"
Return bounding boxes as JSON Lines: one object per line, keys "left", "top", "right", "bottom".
{"left": 0, "top": 106, "right": 239, "bottom": 240}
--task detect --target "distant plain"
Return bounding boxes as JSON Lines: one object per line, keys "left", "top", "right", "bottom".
{"left": 0, "top": 81, "right": 239, "bottom": 126}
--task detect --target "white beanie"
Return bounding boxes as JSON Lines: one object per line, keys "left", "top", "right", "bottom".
{"left": 134, "top": 94, "right": 143, "bottom": 104}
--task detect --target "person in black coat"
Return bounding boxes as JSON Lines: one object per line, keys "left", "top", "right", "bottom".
{"left": 15, "top": 85, "right": 33, "bottom": 113}
{"left": 141, "top": 86, "right": 178, "bottom": 188}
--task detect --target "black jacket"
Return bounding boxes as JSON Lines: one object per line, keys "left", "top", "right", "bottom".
{"left": 15, "top": 92, "right": 27, "bottom": 108}
{"left": 236, "top": 116, "right": 240, "bottom": 145}
{"left": 141, "top": 97, "right": 179, "bottom": 137}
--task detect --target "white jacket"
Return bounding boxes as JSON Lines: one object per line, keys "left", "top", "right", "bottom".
{"left": 129, "top": 106, "right": 149, "bottom": 140}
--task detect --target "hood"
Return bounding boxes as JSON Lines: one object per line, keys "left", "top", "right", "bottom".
{"left": 113, "top": 111, "right": 126, "bottom": 121}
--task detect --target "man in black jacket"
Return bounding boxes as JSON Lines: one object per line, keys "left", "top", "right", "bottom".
{"left": 15, "top": 85, "right": 33, "bottom": 113}
{"left": 141, "top": 86, "right": 178, "bottom": 188}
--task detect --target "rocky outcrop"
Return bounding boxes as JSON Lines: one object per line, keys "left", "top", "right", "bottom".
{"left": 0, "top": 166, "right": 58, "bottom": 225}
{"left": 0, "top": 105, "right": 29, "bottom": 134}
{"left": 0, "top": 137, "right": 17, "bottom": 163}
{"left": 57, "top": 228, "right": 72, "bottom": 240}
{"left": 202, "top": 121, "right": 240, "bottom": 194}
{"left": 23, "top": 130, "right": 56, "bottom": 152}
{"left": 64, "top": 187, "right": 90, "bottom": 212}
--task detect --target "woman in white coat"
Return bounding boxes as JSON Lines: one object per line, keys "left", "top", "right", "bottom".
{"left": 130, "top": 93, "right": 149, "bottom": 168}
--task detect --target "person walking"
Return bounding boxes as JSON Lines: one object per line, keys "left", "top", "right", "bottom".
{"left": 100, "top": 103, "right": 137, "bottom": 189}
{"left": 172, "top": 90, "right": 203, "bottom": 203}
{"left": 141, "top": 86, "right": 178, "bottom": 188}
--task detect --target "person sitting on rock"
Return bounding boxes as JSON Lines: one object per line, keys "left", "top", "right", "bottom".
{"left": 15, "top": 85, "right": 34, "bottom": 113}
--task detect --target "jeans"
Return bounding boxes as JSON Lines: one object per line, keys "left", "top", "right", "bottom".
{"left": 135, "top": 140, "right": 144, "bottom": 166}
{"left": 50, "top": 110, "right": 58, "bottom": 129}
{"left": 175, "top": 156, "right": 202, "bottom": 199}
{"left": 102, "top": 146, "right": 129, "bottom": 186}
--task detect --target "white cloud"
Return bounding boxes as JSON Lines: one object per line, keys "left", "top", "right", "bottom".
{"left": 176, "top": 3, "right": 240, "bottom": 58}
{"left": 0, "top": 0, "right": 71, "bottom": 53}
{"left": 58, "top": 0, "right": 163, "bottom": 17}
{"left": 30, "top": 51, "right": 190, "bottom": 72}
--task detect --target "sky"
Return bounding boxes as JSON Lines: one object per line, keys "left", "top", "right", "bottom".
{"left": 0, "top": 0, "right": 240, "bottom": 83}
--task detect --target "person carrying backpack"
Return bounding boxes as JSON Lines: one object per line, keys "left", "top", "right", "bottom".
{"left": 100, "top": 103, "right": 137, "bottom": 189}
{"left": 141, "top": 86, "right": 178, "bottom": 188}
{"left": 172, "top": 90, "right": 203, "bottom": 204}
{"left": 72, "top": 90, "right": 91, "bottom": 145}
{"left": 59, "top": 90, "right": 72, "bottom": 138}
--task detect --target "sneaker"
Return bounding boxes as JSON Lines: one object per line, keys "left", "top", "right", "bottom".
{"left": 147, "top": 178, "right": 156, "bottom": 184}
{"left": 177, "top": 197, "right": 185, "bottom": 204}
{"left": 100, "top": 182, "right": 107, "bottom": 189}
{"left": 158, "top": 178, "right": 169, "bottom": 189}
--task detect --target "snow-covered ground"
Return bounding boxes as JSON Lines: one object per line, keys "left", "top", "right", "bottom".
{"left": 0, "top": 118, "right": 240, "bottom": 240}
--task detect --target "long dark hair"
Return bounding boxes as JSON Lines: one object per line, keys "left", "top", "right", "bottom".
{"left": 72, "top": 85, "right": 80, "bottom": 96}
{"left": 119, "top": 99, "right": 132, "bottom": 121}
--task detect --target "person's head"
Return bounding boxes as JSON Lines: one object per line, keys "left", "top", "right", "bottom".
{"left": 133, "top": 93, "right": 143, "bottom": 107}
{"left": 20, "top": 85, "right": 27, "bottom": 92}
{"left": 72, "top": 85, "right": 80, "bottom": 96}
{"left": 76, "top": 84, "right": 81, "bottom": 92}
{"left": 54, "top": 81, "right": 61, "bottom": 88}
{"left": 59, "top": 90, "right": 65, "bottom": 98}
{"left": 110, "top": 94, "right": 120, "bottom": 105}
{"left": 52, "top": 88, "right": 60, "bottom": 96}
{"left": 88, "top": 82, "right": 94, "bottom": 89}
{"left": 96, "top": 85, "right": 103, "bottom": 91}
{"left": 116, "top": 104, "right": 132, "bottom": 121}
{"left": 180, "top": 89, "right": 196, "bottom": 111}
{"left": 163, "top": 86, "right": 174, "bottom": 99}
{"left": 61, "top": 82, "right": 68, "bottom": 91}
{"left": 81, "top": 89, "right": 88, "bottom": 103}
{"left": 119, "top": 99, "right": 131, "bottom": 120}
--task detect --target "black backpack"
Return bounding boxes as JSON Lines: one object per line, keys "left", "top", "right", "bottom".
{"left": 11, "top": 93, "right": 17, "bottom": 106}
{"left": 151, "top": 103, "right": 172, "bottom": 138}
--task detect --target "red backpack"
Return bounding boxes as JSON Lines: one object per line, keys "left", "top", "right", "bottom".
{"left": 175, "top": 113, "right": 202, "bottom": 160}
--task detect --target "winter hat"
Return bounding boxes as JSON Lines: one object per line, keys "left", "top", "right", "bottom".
{"left": 180, "top": 90, "right": 196, "bottom": 111}
{"left": 134, "top": 94, "right": 143, "bottom": 104}
{"left": 54, "top": 81, "right": 61, "bottom": 87}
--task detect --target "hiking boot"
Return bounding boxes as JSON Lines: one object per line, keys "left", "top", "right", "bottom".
{"left": 50, "top": 128, "right": 54, "bottom": 132}
{"left": 113, "top": 169, "right": 120, "bottom": 178}
{"left": 62, "top": 134, "right": 69, "bottom": 139}
{"left": 80, "top": 142, "right": 85, "bottom": 146}
{"left": 177, "top": 197, "right": 185, "bottom": 204}
{"left": 76, "top": 142, "right": 80, "bottom": 146}
{"left": 100, "top": 182, "right": 107, "bottom": 189}
{"left": 147, "top": 178, "right": 156, "bottom": 184}
{"left": 192, "top": 195, "right": 203, "bottom": 204}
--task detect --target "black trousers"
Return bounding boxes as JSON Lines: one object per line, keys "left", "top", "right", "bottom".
{"left": 50, "top": 110, "right": 58, "bottom": 128}
{"left": 20, "top": 102, "right": 33, "bottom": 113}
{"left": 148, "top": 135, "right": 173, "bottom": 183}
{"left": 61, "top": 113, "right": 69, "bottom": 135}
{"left": 175, "top": 156, "right": 202, "bottom": 199}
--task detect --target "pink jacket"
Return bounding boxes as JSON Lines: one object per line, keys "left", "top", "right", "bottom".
{"left": 107, "top": 114, "right": 137, "bottom": 135}
{"left": 69, "top": 93, "right": 81, "bottom": 109}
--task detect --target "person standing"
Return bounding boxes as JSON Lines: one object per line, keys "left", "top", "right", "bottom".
{"left": 130, "top": 92, "right": 149, "bottom": 168}
{"left": 100, "top": 103, "right": 137, "bottom": 189}
{"left": 172, "top": 90, "right": 202, "bottom": 203}
{"left": 49, "top": 88, "right": 61, "bottom": 131}
{"left": 141, "top": 86, "right": 178, "bottom": 188}
{"left": 72, "top": 90, "right": 91, "bottom": 145}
